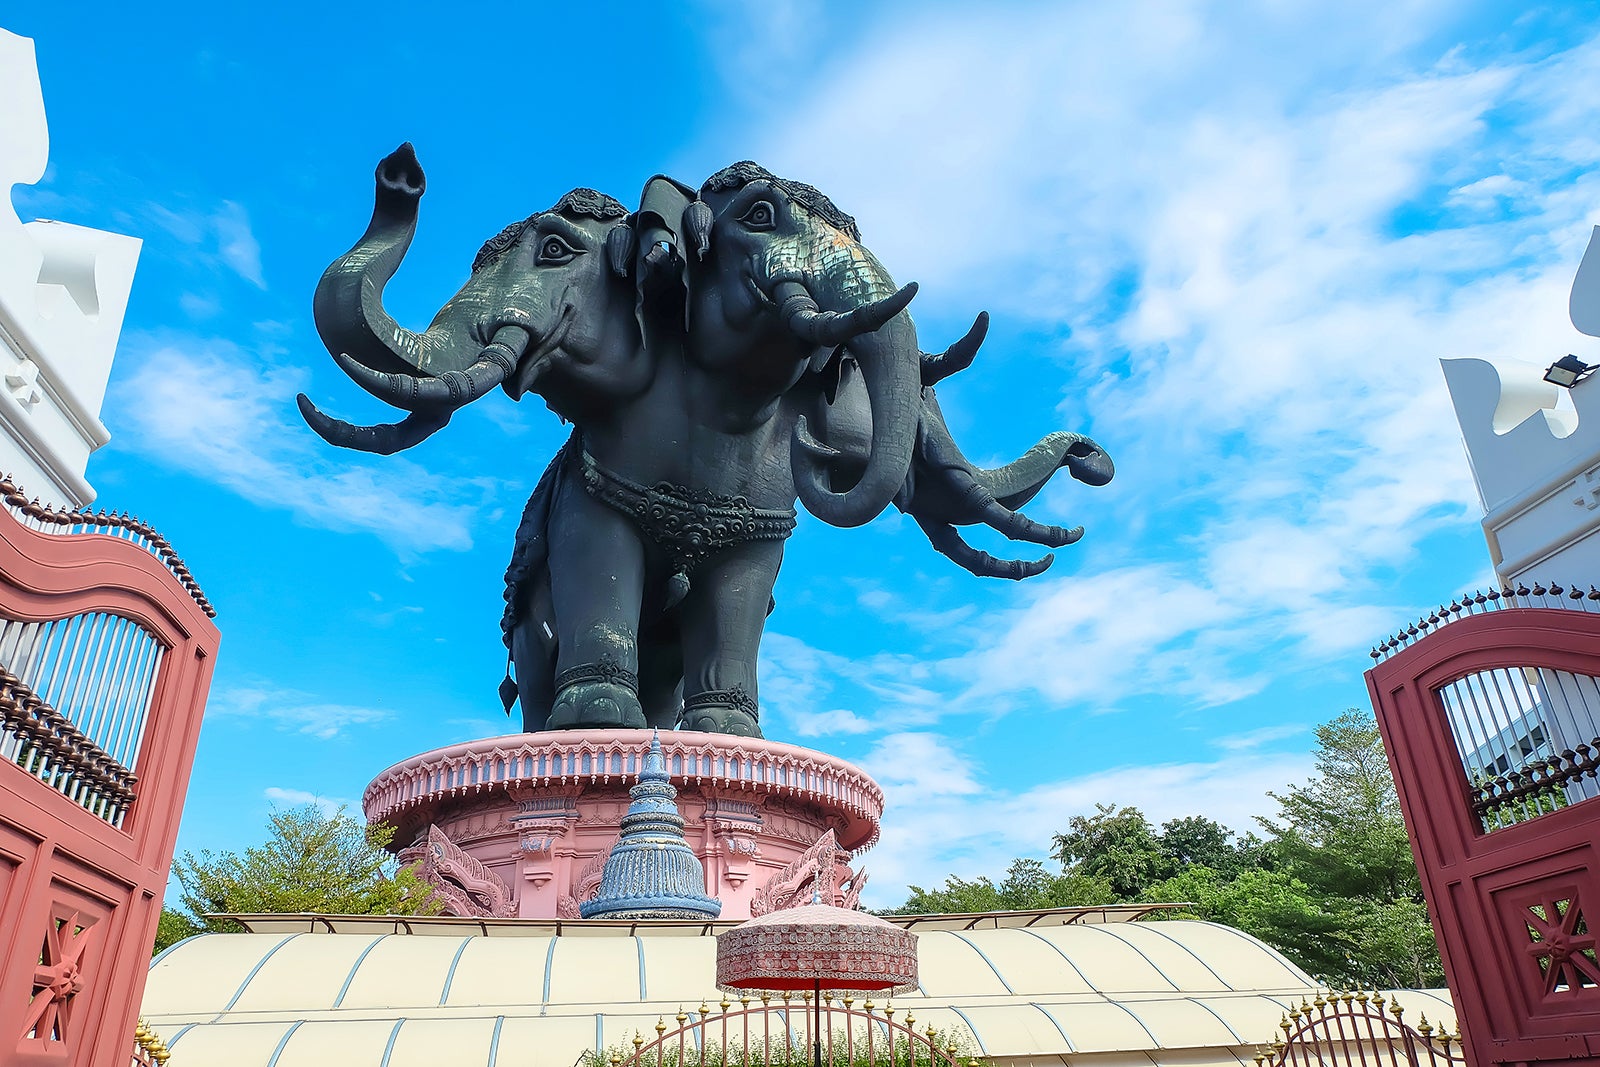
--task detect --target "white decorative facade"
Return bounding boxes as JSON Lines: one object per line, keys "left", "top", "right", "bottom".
{"left": 1442, "top": 227, "right": 1600, "bottom": 586}
{"left": 0, "top": 28, "right": 140, "bottom": 507}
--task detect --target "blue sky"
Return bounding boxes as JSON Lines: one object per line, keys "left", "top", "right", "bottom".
{"left": 6, "top": 1, "right": 1600, "bottom": 906}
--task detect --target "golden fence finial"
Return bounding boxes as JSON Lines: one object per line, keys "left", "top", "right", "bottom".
{"left": 1390, "top": 998, "right": 1405, "bottom": 1020}
{"left": 719, "top": 997, "right": 730, "bottom": 1013}
{"left": 611, "top": 1055, "right": 622, "bottom": 1067}
{"left": 1417, "top": 1013, "right": 1433, "bottom": 1038}
{"left": 655, "top": 1016, "right": 667, "bottom": 1036}
{"left": 632, "top": 1032, "right": 644, "bottom": 1051}
{"left": 676, "top": 1009, "right": 688, "bottom": 1024}
{"left": 700, "top": 1000, "right": 711, "bottom": 1015}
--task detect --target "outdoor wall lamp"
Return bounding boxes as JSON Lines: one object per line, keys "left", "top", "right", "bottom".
{"left": 1544, "top": 354, "right": 1596, "bottom": 389}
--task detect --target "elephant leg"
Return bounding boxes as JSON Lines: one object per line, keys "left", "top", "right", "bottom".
{"left": 677, "top": 540, "right": 785, "bottom": 738}
{"left": 916, "top": 516, "right": 1054, "bottom": 580}
{"left": 637, "top": 620, "right": 685, "bottom": 731}
{"left": 546, "top": 483, "right": 648, "bottom": 730}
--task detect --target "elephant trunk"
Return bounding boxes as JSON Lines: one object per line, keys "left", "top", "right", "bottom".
{"left": 777, "top": 270, "right": 922, "bottom": 527}
{"left": 312, "top": 143, "right": 486, "bottom": 379}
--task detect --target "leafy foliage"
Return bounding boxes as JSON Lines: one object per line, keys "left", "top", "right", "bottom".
{"left": 892, "top": 709, "right": 1446, "bottom": 989}
{"left": 168, "top": 804, "right": 439, "bottom": 934}
{"left": 152, "top": 907, "right": 203, "bottom": 955}
{"left": 580, "top": 1023, "right": 982, "bottom": 1067}
{"left": 898, "top": 858, "right": 1115, "bottom": 913}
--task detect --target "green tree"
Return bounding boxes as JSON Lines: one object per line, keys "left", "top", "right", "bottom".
{"left": 897, "top": 858, "right": 1115, "bottom": 914}
{"left": 1259, "top": 710, "right": 1416, "bottom": 901}
{"left": 1051, "top": 804, "right": 1168, "bottom": 897}
{"left": 170, "top": 804, "right": 439, "bottom": 933}
{"left": 152, "top": 907, "right": 202, "bottom": 955}
{"left": 1255, "top": 709, "right": 1444, "bottom": 988}
{"left": 1157, "top": 816, "right": 1267, "bottom": 877}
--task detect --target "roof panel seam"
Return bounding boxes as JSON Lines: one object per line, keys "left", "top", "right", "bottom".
{"left": 379, "top": 1018, "right": 406, "bottom": 1067}
{"left": 1017, "top": 927, "right": 1096, "bottom": 989}
{"left": 148, "top": 933, "right": 204, "bottom": 970}
{"left": 1183, "top": 996, "right": 1248, "bottom": 1043}
{"left": 160, "top": 1023, "right": 197, "bottom": 1051}
{"left": 946, "top": 1005, "right": 988, "bottom": 1055}
{"left": 1194, "top": 921, "right": 1310, "bottom": 982}
{"left": 949, "top": 931, "right": 1017, "bottom": 994}
{"left": 1029, "top": 1002, "right": 1077, "bottom": 1052}
{"left": 439, "top": 936, "right": 476, "bottom": 1006}
{"left": 333, "top": 934, "right": 391, "bottom": 1008}
{"left": 222, "top": 933, "right": 301, "bottom": 1011}
{"left": 1125, "top": 923, "right": 1233, "bottom": 989}
{"left": 542, "top": 937, "right": 559, "bottom": 1013}
{"left": 1080, "top": 926, "right": 1181, "bottom": 991}
{"left": 488, "top": 1014, "right": 505, "bottom": 1066}
{"left": 264, "top": 1019, "right": 304, "bottom": 1067}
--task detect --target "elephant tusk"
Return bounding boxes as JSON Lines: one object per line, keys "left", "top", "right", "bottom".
{"left": 774, "top": 279, "right": 918, "bottom": 348}
{"left": 330, "top": 325, "right": 530, "bottom": 411}
{"left": 295, "top": 393, "right": 453, "bottom": 455}
{"left": 921, "top": 311, "right": 989, "bottom": 385}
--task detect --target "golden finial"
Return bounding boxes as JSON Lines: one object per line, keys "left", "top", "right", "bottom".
{"left": 1280, "top": 1013, "right": 1292, "bottom": 1036}
{"left": 844, "top": 995, "right": 854, "bottom": 1009}
{"left": 1441, "top": 1031, "right": 1454, "bottom": 1053}
{"left": 153, "top": 1050, "right": 170, "bottom": 1067}
{"left": 740, "top": 996, "right": 750, "bottom": 1010}
{"left": 676, "top": 1009, "right": 688, "bottom": 1024}
{"left": 611, "top": 1055, "right": 622, "bottom": 1067}
{"left": 1355, "top": 989, "right": 1369, "bottom": 1004}
{"left": 864, "top": 998, "right": 874, "bottom": 1014}
{"left": 655, "top": 1017, "right": 667, "bottom": 1037}
{"left": 633, "top": 1032, "right": 644, "bottom": 1051}
{"left": 904, "top": 1012, "right": 915, "bottom": 1030}
{"left": 927, "top": 1025, "right": 938, "bottom": 1045}
{"left": 761, "top": 993, "right": 771, "bottom": 1005}
{"left": 824, "top": 992, "right": 833, "bottom": 1006}
{"left": 1253, "top": 1053, "right": 1265, "bottom": 1067}
{"left": 885, "top": 1003, "right": 896, "bottom": 1020}
{"left": 1300, "top": 997, "right": 1312, "bottom": 1013}
{"left": 1390, "top": 998, "right": 1404, "bottom": 1019}
{"left": 1417, "top": 1013, "right": 1433, "bottom": 1038}
{"left": 1370, "top": 991, "right": 1385, "bottom": 1010}
{"left": 947, "top": 1040, "right": 959, "bottom": 1056}
{"left": 719, "top": 998, "right": 730, "bottom": 1013}
{"left": 969, "top": 1060, "right": 981, "bottom": 1067}
{"left": 1340, "top": 990, "right": 1355, "bottom": 1005}
{"left": 700, "top": 1000, "right": 710, "bottom": 1015}
{"left": 1313, "top": 990, "right": 1326, "bottom": 1008}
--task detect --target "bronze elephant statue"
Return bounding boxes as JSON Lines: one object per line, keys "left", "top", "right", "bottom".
{"left": 299, "top": 146, "right": 1113, "bottom": 738}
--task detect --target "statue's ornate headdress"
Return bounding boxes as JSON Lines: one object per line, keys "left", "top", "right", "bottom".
{"left": 700, "top": 161, "right": 860, "bottom": 242}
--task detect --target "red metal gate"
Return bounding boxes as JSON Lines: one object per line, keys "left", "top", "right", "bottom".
{"left": 0, "top": 484, "right": 219, "bottom": 1066}
{"left": 1257, "top": 990, "right": 1465, "bottom": 1067}
{"left": 1368, "top": 587, "right": 1600, "bottom": 1066}
{"left": 616, "top": 995, "right": 974, "bottom": 1067}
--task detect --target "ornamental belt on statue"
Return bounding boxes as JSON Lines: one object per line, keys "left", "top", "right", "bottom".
{"left": 579, "top": 450, "right": 797, "bottom": 605}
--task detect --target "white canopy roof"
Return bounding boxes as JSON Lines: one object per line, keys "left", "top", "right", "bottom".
{"left": 142, "top": 912, "right": 1455, "bottom": 1067}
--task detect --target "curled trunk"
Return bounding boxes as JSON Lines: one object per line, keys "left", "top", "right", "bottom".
{"left": 312, "top": 143, "right": 486, "bottom": 378}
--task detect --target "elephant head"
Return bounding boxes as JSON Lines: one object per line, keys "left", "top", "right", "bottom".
{"left": 300, "top": 144, "right": 649, "bottom": 451}
{"left": 684, "top": 162, "right": 924, "bottom": 528}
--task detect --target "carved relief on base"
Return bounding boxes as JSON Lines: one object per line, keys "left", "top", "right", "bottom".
{"left": 557, "top": 846, "right": 613, "bottom": 919}
{"left": 748, "top": 829, "right": 867, "bottom": 915}
{"left": 400, "top": 824, "right": 517, "bottom": 919}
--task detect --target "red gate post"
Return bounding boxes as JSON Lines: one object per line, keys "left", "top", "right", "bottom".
{"left": 0, "top": 495, "right": 219, "bottom": 1067}
{"left": 1369, "top": 598, "right": 1600, "bottom": 1067}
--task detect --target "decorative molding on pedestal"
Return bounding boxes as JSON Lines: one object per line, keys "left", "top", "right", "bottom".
{"left": 365, "top": 730, "right": 883, "bottom": 919}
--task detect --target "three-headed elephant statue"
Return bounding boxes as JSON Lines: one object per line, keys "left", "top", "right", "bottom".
{"left": 299, "top": 147, "right": 1113, "bottom": 739}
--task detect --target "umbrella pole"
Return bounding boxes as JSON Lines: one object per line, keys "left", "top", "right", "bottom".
{"left": 814, "top": 978, "right": 822, "bottom": 1067}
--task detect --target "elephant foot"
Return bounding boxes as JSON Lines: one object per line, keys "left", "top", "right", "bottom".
{"left": 679, "top": 686, "right": 763, "bottom": 738}
{"left": 549, "top": 656, "right": 645, "bottom": 729}
{"left": 549, "top": 681, "right": 645, "bottom": 729}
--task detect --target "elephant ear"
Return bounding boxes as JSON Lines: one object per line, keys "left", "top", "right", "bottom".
{"left": 633, "top": 175, "right": 699, "bottom": 346}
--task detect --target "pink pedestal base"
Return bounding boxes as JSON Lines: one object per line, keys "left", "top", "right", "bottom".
{"left": 363, "top": 730, "right": 884, "bottom": 920}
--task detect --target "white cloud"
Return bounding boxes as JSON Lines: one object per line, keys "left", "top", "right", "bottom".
{"left": 855, "top": 731, "right": 1316, "bottom": 907}
{"left": 146, "top": 200, "right": 267, "bottom": 288}
{"left": 209, "top": 684, "right": 392, "bottom": 740}
{"left": 112, "top": 336, "right": 483, "bottom": 555}
{"left": 213, "top": 201, "right": 265, "bottom": 288}
{"left": 262, "top": 787, "right": 352, "bottom": 818}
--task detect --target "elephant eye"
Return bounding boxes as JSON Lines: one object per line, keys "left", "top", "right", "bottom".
{"left": 739, "top": 200, "right": 776, "bottom": 231}
{"left": 537, "top": 234, "right": 581, "bottom": 264}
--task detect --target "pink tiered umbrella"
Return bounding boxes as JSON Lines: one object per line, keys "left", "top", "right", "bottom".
{"left": 716, "top": 896, "right": 918, "bottom": 1067}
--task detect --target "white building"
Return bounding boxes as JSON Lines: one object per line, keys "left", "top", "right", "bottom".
{"left": 0, "top": 28, "right": 140, "bottom": 508}
{"left": 1441, "top": 228, "right": 1600, "bottom": 587}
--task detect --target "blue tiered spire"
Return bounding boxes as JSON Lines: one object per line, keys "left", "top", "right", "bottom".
{"left": 580, "top": 732, "right": 722, "bottom": 920}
